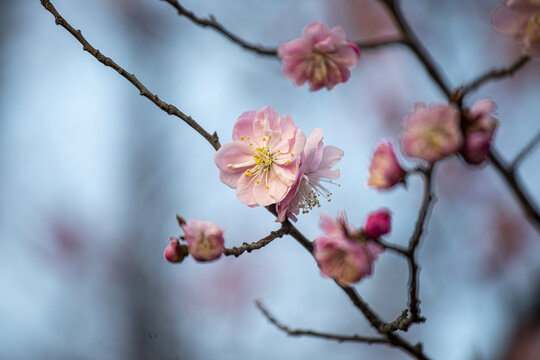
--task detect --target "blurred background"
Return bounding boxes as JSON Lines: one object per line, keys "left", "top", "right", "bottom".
{"left": 1, "top": 0, "right": 539, "bottom": 359}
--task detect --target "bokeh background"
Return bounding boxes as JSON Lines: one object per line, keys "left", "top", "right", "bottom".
{"left": 1, "top": 0, "right": 539, "bottom": 359}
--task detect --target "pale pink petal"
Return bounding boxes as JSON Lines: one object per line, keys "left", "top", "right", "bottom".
{"left": 311, "top": 145, "right": 344, "bottom": 179}
{"left": 278, "top": 38, "right": 313, "bottom": 59}
{"left": 236, "top": 172, "right": 258, "bottom": 207}
{"left": 232, "top": 111, "right": 256, "bottom": 141}
{"left": 214, "top": 142, "right": 254, "bottom": 188}
{"left": 302, "top": 22, "right": 330, "bottom": 43}
{"left": 492, "top": 5, "right": 530, "bottom": 37}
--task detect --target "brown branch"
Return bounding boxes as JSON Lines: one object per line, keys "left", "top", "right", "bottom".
{"left": 511, "top": 129, "right": 540, "bottom": 170}
{"left": 378, "top": 0, "right": 540, "bottom": 233}
{"left": 255, "top": 300, "right": 389, "bottom": 345}
{"left": 489, "top": 148, "right": 540, "bottom": 234}
{"left": 379, "top": 0, "right": 453, "bottom": 99}
{"left": 406, "top": 164, "right": 435, "bottom": 324}
{"left": 39, "top": 0, "right": 221, "bottom": 151}
{"left": 159, "top": 0, "right": 277, "bottom": 56}
{"left": 286, "top": 222, "right": 429, "bottom": 359}
{"left": 224, "top": 224, "right": 289, "bottom": 257}
{"left": 160, "top": 0, "right": 406, "bottom": 57}
{"left": 374, "top": 238, "right": 409, "bottom": 256}
{"left": 459, "top": 55, "right": 531, "bottom": 98}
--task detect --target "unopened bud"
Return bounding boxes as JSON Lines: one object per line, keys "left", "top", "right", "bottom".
{"left": 164, "top": 237, "right": 188, "bottom": 264}
{"left": 364, "top": 209, "right": 392, "bottom": 239}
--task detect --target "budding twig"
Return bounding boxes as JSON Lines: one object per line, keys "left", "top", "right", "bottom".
{"left": 459, "top": 55, "right": 531, "bottom": 98}
{"left": 255, "top": 300, "right": 389, "bottom": 345}
{"left": 224, "top": 224, "right": 290, "bottom": 257}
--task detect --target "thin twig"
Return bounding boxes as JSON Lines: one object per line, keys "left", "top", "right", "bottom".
{"left": 489, "top": 148, "right": 540, "bottom": 233}
{"left": 374, "top": 238, "right": 409, "bottom": 256}
{"left": 255, "top": 300, "right": 389, "bottom": 345}
{"left": 407, "top": 164, "right": 435, "bottom": 323}
{"left": 286, "top": 222, "right": 429, "bottom": 360}
{"left": 224, "top": 224, "right": 289, "bottom": 257}
{"left": 160, "top": 0, "right": 405, "bottom": 57}
{"left": 460, "top": 55, "right": 531, "bottom": 98}
{"left": 511, "top": 129, "right": 540, "bottom": 170}
{"left": 159, "top": 0, "right": 277, "bottom": 56}
{"left": 379, "top": 0, "right": 453, "bottom": 99}
{"left": 39, "top": 0, "right": 221, "bottom": 151}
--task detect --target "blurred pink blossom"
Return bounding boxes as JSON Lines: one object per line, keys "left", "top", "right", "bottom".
{"left": 368, "top": 141, "right": 406, "bottom": 190}
{"left": 182, "top": 220, "right": 225, "bottom": 262}
{"left": 401, "top": 103, "right": 462, "bottom": 162}
{"left": 278, "top": 22, "right": 360, "bottom": 91}
{"left": 461, "top": 99, "right": 498, "bottom": 165}
{"left": 276, "top": 128, "right": 343, "bottom": 222}
{"left": 164, "top": 237, "right": 188, "bottom": 263}
{"left": 313, "top": 212, "right": 384, "bottom": 286}
{"left": 364, "top": 209, "right": 392, "bottom": 239}
{"left": 492, "top": 0, "right": 540, "bottom": 57}
{"left": 214, "top": 106, "right": 306, "bottom": 206}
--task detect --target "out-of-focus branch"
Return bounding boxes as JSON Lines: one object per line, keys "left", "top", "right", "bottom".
{"left": 378, "top": 0, "right": 453, "bottom": 99}
{"left": 224, "top": 224, "right": 289, "bottom": 257}
{"left": 377, "top": 0, "right": 540, "bottom": 233}
{"left": 285, "top": 222, "right": 429, "bottom": 359}
{"left": 39, "top": 0, "right": 221, "bottom": 151}
{"left": 159, "top": 0, "right": 277, "bottom": 56}
{"left": 160, "top": 0, "right": 405, "bottom": 57}
{"left": 511, "top": 129, "right": 540, "bottom": 170}
{"left": 459, "top": 55, "right": 531, "bottom": 98}
{"left": 255, "top": 300, "right": 389, "bottom": 345}
{"left": 489, "top": 148, "right": 540, "bottom": 233}
{"left": 406, "top": 164, "right": 435, "bottom": 323}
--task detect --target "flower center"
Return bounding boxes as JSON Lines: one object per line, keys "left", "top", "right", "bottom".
{"left": 253, "top": 146, "right": 274, "bottom": 171}
{"left": 309, "top": 53, "right": 327, "bottom": 83}
{"left": 526, "top": 12, "right": 540, "bottom": 42}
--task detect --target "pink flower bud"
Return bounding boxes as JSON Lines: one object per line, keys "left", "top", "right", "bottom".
{"left": 278, "top": 22, "right": 360, "bottom": 91}
{"left": 182, "top": 219, "right": 225, "bottom": 262}
{"left": 364, "top": 209, "right": 392, "bottom": 239}
{"left": 461, "top": 131, "right": 493, "bottom": 165}
{"left": 461, "top": 99, "right": 498, "bottom": 165}
{"left": 400, "top": 103, "right": 462, "bottom": 162}
{"left": 313, "top": 211, "right": 384, "bottom": 285}
{"left": 164, "top": 237, "right": 188, "bottom": 264}
{"left": 368, "top": 141, "right": 406, "bottom": 190}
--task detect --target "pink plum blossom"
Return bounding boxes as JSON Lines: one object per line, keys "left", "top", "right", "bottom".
{"left": 492, "top": 0, "right": 540, "bottom": 57}
{"left": 214, "top": 106, "right": 306, "bottom": 207}
{"left": 182, "top": 219, "right": 225, "bottom": 262}
{"left": 278, "top": 22, "right": 360, "bottom": 91}
{"left": 368, "top": 141, "right": 406, "bottom": 190}
{"left": 364, "top": 209, "right": 392, "bottom": 239}
{"left": 276, "top": 128, "right": 344, "bottom": 222}
{"left": 401, "top": 103, "right": 462, "bottom": 162}
{"left": 461, "top": 99, "right": 498, "bottom": 165}
{"left": 164, "top": 237, "right": 188, "bottom": 263}
{"left": 313, "top": 212, "right": 384, "bottom": 286}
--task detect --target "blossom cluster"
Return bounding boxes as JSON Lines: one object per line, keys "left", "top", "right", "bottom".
{"left": 214, "top": 106, "right": 344, "bottom": 223}
{"left": 165, "top": 218, "right": 225, "bottom": 263}
{"left": 368, "top": 100, "right": 498, "bottom": 190}
{"left": 313, "top": 210, "right": 391, "bottom": 285}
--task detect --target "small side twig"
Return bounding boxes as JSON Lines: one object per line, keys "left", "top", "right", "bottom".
{"left": 511, "top": 129, "right": 540, "bottom": 170}
{"left": 161, "top": 0, "right": 406, "bottom": 57}
{"left": 159, "top": 0, "right": 277, "bottom": 56}
{"left": 460, "top": 55, "right": 531, "bottom": 98}
{"left": 489, "top": 148, "right": 540, "bottom": 233}
{"left": 255, "top": 300, "right": 389, "bottom": 345}
{"left": 224, "top": 224, "right": 290, "bottom": 257}
{"left": 39, "top": 0, "right": 221, "bottom": 151}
